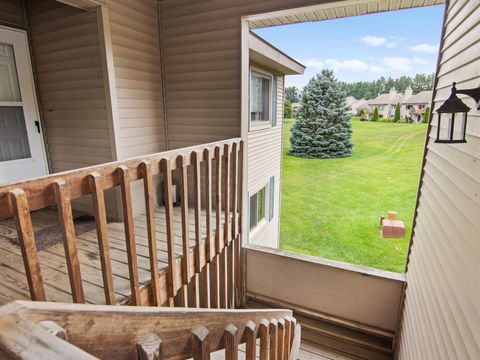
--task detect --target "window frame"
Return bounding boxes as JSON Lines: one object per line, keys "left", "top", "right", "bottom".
{"left": 249, "top": 66, "right": 273, "bottom": 130}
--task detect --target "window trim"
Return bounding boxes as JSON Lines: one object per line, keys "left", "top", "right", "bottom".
{"left": 249, "top": 179, "right": 273, "bottom": 233}
{"left": 249, "top": 66, "right": 273, "bottom": 130}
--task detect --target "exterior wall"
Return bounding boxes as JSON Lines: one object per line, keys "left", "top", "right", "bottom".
{"left": 245, "top": 244, "right": 405, "bottom": 332}
{"left": 397, "top": 1, "right": 480, "bottom": 359}
{"left": 26, "top": 0, "right": 119, "bottom": 215}
{"left": 0, "top": 0, "right": 25, "bottom": 27}
{"left": 104, "top": 0, "right": 166, "bottom": 216}
{"left": 247, "top": 71, "right": 283, "bottom": 248}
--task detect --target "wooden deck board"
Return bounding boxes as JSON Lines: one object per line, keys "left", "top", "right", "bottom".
{"left": 0, "top": 206, "right": 220, "bottom": 305}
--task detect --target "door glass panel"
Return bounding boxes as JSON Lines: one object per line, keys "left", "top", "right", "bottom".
{"left": 0, "top": 43, "right": 21, "bottom": 101}
{"left": 0, "top": 107, "right": 31, "bottom": 161}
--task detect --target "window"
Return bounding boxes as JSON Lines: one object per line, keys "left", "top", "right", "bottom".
{"left": 250, "top": 70, "right": 271, "bottom": 124}
{"left": 249, "top": 187, "right": 266, "bottom": 230}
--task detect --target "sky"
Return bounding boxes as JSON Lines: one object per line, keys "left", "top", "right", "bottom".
{"left": 253, "top": 5, "right": 445, "bottom": 89}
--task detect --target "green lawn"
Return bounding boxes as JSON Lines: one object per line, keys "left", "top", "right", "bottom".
{"left": 280, "top": 119, "right": 427, "bottom": 273}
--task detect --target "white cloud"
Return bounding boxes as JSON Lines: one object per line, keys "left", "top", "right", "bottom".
{"left": 409, "top": 43, "right": 439, "bottom": 53}
{"left": 360, "top": 36, "right": 387, "bottom": 47}
{"left": 382, "top": 57, "right": 413, "bottom": 72}
{"left": 325, "top": 59, "right": 369, "bottom": 72}
{"left": 303, "top": 58, "right": 325, "bottom": 69}
{"left": 386, "top": 42, "right": 398, "bottom": 49}
{"left": 412, "top": 57, "right": 429, "bottom": 64}
{"left": 369, "top": 66, "right": 388, "bottom": 74}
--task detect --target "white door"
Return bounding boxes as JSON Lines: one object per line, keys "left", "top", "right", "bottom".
{"left": 0, "top": 26, "right": 48, "bottom": 185}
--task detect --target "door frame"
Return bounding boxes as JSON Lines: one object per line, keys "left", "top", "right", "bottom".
{"left": 0, "top": 25, "right": 49, "bottom": 183}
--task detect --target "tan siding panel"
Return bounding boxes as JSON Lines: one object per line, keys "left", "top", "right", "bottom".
{"left": 106, "top": 0, "right": 166, "bottom": 162}
{"left": 398, "top": 0, "right": 480, "bottom": 359}
{"left": 0, "top": 0, "right": 24, "bottom": 27}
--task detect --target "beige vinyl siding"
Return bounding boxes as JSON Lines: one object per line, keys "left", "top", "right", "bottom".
{"left": 105, "top": 0, "right": 165, "bottom": 159}
{"left": 26, "top": 0, "right": 118, "bottom": 215}
{"left": 248, "top": 73, "right": 283, "bottom": 248}
{"left": 397, "top": 1, "right": 480, "bottom": 359}
{"left": 0, "top": 0, "right": 25, "bottom": 27}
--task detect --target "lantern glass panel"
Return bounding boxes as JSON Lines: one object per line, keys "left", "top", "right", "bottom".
{"left": 438, "top": 112, "right": 452, "bottom": 141}
{"left": 452, "top": 112, "right": 467, "bottom": 142}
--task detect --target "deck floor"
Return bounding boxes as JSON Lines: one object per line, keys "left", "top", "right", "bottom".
{"left": 0, "top": 206, "right": 216, "bottom": 305}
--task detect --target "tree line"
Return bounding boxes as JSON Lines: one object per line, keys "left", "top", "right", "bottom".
{"left": 285, "top": 73, "right": 435, "bottom": 103}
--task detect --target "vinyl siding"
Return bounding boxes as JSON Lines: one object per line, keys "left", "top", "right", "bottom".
{"left": 0, "top": 0, "right": 25, "bottom": 27}
{"left": 397, "top": 1, "right": 480, "bottom": 359}
{"left": 248, "top": 73, "right": 283, "bottom": 248}
{"left": 26, "top": 0, "right": 119, "bottom": 216}
{"left": 104, "top": 0, "right": 165, "bottom": 216}
{"left": 105, "top": 0, "right": 165, "bottom": 159}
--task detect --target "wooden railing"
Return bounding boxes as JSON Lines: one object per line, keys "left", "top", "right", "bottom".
{"left": 0, "top": 138, "right": 244, "bottom": 308}
{"left": 0, "top": 301, "right": 301, "bottom": 360}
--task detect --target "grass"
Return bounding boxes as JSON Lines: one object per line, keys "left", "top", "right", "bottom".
{"left": 280, "top": 118, "right": 427, "bottom": 273}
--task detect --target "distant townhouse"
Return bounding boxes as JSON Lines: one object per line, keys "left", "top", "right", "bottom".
{"left": 367, "top": 88, "right": 404, "bottom": 119}
{"left": 402, "top": 87, "right": 433, "bottom": 122}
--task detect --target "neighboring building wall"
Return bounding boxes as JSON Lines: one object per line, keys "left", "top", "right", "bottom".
{"left": 397, "top": 1, "right": 480, "bottom": 359}
{"left": 248, "top": 72, "right": 283, "bottom": 248}
{"left": 0, "top": 0, "right": 25, "bottom": 27}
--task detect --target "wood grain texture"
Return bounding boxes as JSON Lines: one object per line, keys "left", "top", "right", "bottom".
{"left": 8, "top": 190, "right": 46, "bottom": 301}
{"left": 54, "top": 180, "right": 85, "bottom": 304}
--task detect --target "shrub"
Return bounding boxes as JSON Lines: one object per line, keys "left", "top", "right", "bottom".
{"left": 371, "top": 107, "right": 379, "bottom": 122}
{"left": 360, "top": 117, "right": 367, "bottom": 122}
{"left": 284, "top": 99, "right": 293, "bottom": 119}
{"left": 393, "top": 102, "right": 401, "bottom": 122}
{"left": 422, "top": 106, "right": 430, "bottom": 124}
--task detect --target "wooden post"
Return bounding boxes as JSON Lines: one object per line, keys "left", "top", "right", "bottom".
{"left": 269, "top": 319, "right": 278, "bottom": 360}
{"left": 258, "top": 319, "right": 269, "bottom": 360}
{"left": 213, "top": 146, "right": 222, "bottom": 308}
{"left": 191, "top": 151, "right": 202, "bottom": 308}
{"left": 54, "top": 180, "right": 85, "bottom": 304}
{"left": 160, "top": 158, "right": 177, "bottom": 307}
{"left": 137, "top": 332, "right": 162, "bottom": 360}
{"left": 237, "top": 141, "right": 244, "bottom": 306}
{"left": 177, "top": 155, "right": 190, "bottom": 307}
{"left": 9, "top": 189, "right": 46, "bottom": 301}
{"left": 203, "top": 148, "right": 212, "bottom": 308}
{"left": 89, "top": 172, "right": 116, "bottom": 305}
{"left": 139, "top": 161, "right": 161, "bottom": 306}
{"left": 244, "top": 320, "right": 256, "bottom": 360}
{"left": 283, "top": 317, "right": 291, "bottom": 360}
{"left": 192, "top": 326, "right": 210, "bottom": 360}
{"left": 277, "top": 319, "right": 285, "bottom": 360}
{"left": 224, "top": 324, "right": 238, "bottom": 360}
{"left": 117, "top": 165, "right": 140, "bottom": 305}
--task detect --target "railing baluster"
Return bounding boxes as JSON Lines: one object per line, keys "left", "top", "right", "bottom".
{"left": 213, "top": 146, "right": 222, "bottom": 308}
{"left": 161, "top": 158, "right": 177, "bottom": 307}
{"left": 88, "top": 172, "right": 116, "bottom": 305}
{"left": 9, "top": 189, "right": 46, "bottom": 301}
{"left": 54, "top": 180, "right": 85, "bottom": 304}
{"left": 258, "top": 319, "right": 269, "bottom": 360}
{"left": 230, "top": 142, "right": 239, "bottom": 308}
{"left": 245, "top": 320, "right": 256, "bottom": 360}
{"left": 284, "top": 317, "right": 291, "bottom": 360}
{"left": 236, "top": 141, "right": 244, "bottom": 306}
{"left": 203, "top": 148, "right": 212, "bottom": 308}
{"left": 177, "top": 155, "right": 191, "bottom": 307}
{"left": 192, "top": 151, "right": 202, "bottom": 308}
{"left": 289, "top": 318, "right": 296, "bottom": 347}
{"left": 118, "top": 165, "right": 141, "bottom": 305}
{"left": 139, "top": 161, "right": 161, "bottom": 306}
{"left": 192, "top": 325, "right": 210, "bottom": 360}
{"left": 277, "top": 319, "right": 285, "bottom": 360}
{"left": 224, "top": 324, "right": 238, "bottom": 360}
{"left": 223, "top": 144, "right": 232, "bottom": 308}
{"left": 269, "top": 319, "right": 278, "bottom": 360}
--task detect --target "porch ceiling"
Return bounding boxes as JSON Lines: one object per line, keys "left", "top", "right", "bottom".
{"left": 247, "top": 0, "right": 446, "bottom": 28}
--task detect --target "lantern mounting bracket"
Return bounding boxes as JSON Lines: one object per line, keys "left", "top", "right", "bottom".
{"left": 453, "top": 82, "right": 480, "bottom": 109}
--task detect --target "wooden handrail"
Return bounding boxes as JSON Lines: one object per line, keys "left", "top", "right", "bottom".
{"left": 0, "top": 301, "right": 301, "bottom": 360}
{"left": 0, "top": 138, "right": 244, "bottom": 309}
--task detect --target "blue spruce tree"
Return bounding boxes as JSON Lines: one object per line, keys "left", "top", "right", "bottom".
{"left": 289, "top": 69, "right": 353, "bottom": 158}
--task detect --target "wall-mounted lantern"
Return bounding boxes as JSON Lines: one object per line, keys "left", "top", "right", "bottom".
{"left": 436, "top": 82, "right": 480, "bottom": 143}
